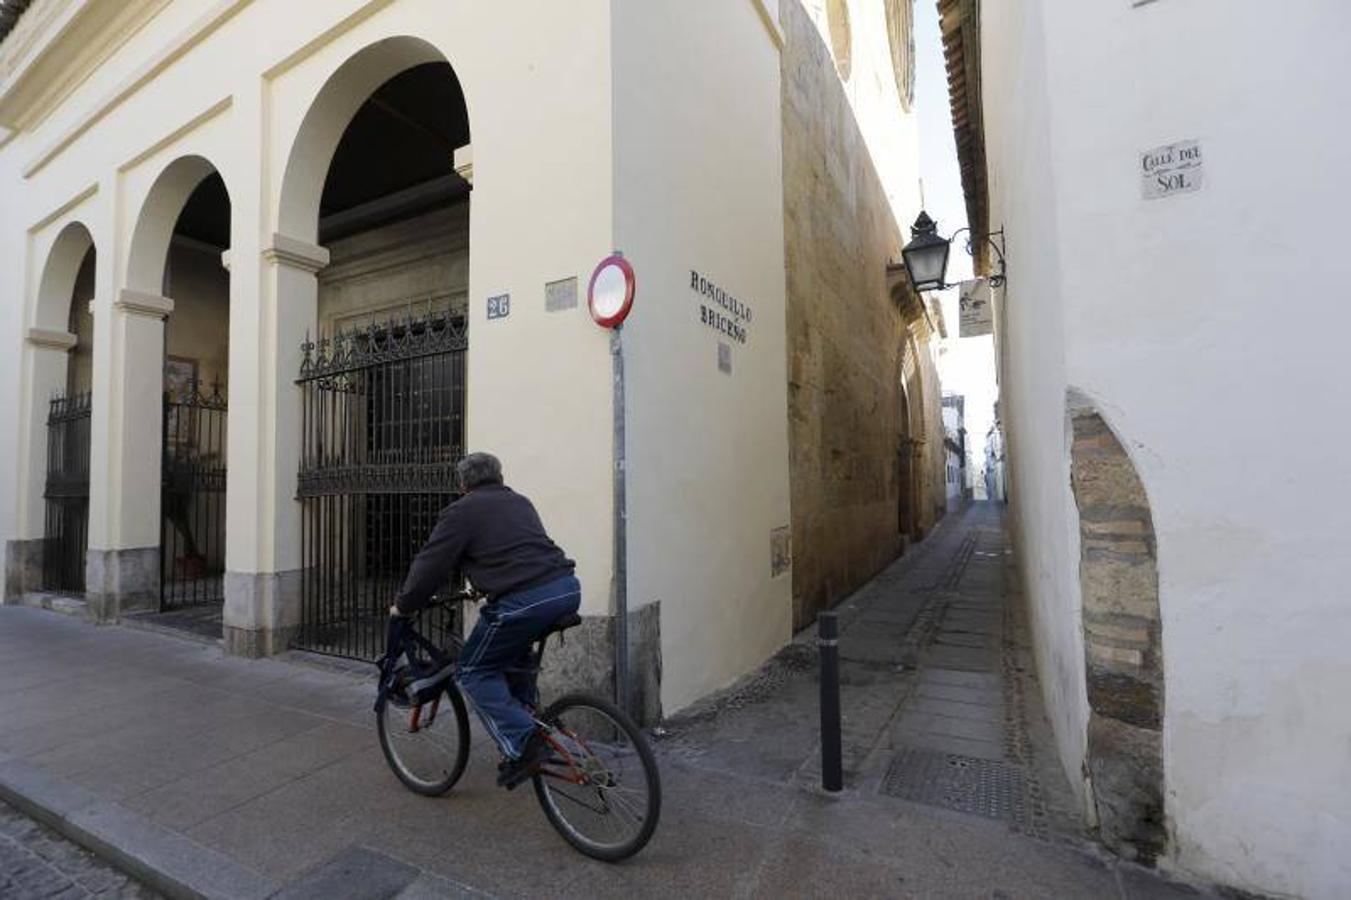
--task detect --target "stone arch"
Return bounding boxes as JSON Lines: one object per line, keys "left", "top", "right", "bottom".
{"left": 118, "top": 155, "right": 233, "bottom": 616}
{"left": 125, "top": 155, "right": 227, "bottom": 295}
{"left": 33, "top": 221, "right": 95, "bottom": 331}
{"left": 897, "top": 333, "right": 922, "bottom": 540}
{"left": 1068, "top": 395, "right": 1167, "bottom": 863}
{"left": 897, "top": 366, "right": 915, "bottom": 537}
{"left": 278, "top": 35, "right": 467, "bottom": 243}
{"left": 10, "top": 221, "right": 97, "bottom": 593}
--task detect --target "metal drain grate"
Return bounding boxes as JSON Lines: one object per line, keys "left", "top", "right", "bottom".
{"left": 880, "top": 748, "right": 1027, "bottom": 824}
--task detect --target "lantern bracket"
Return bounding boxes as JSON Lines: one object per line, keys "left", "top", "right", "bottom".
{"left": 948, "top": 226, "right": 1007, "bottom": 288}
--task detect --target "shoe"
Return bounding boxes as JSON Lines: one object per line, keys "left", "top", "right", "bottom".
{"left": 496, "top": 728, "right": 552, "bottom": 790}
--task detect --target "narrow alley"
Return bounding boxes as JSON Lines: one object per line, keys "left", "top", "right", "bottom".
{"left": 665, "top": 501, "right": 1080, "bottom": 845}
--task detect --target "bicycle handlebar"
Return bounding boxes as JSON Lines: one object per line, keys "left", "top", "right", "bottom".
{"left": 414, "top": 584, "right": 486, "bottom": 614}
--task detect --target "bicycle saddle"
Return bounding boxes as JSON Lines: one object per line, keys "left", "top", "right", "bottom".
{"left": 543, "top": 612, "right": 583, "bottom": 637}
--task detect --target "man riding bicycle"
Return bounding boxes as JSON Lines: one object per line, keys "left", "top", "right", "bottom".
{"left": 389, "top": 451, "right": 581, "bottom": 787}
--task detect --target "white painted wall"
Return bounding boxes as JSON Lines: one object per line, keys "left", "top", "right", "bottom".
{"left": 612, "top": 0, "right": 792, "bottom": 713}
{"left": 983, "top": 1, "right": 1351, "bottom": 896}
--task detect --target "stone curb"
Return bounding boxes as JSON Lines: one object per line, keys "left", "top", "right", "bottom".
{"left": 0, "top": 753, "right": 280, "bottom": 900}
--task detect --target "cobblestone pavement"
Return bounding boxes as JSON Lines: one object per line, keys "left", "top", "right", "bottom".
{"left": 0, "top": 800, "right": 160, "bottom": 899}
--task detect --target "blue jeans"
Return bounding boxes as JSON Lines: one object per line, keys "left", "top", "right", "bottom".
{"left": 456, "top": 574, "right": 581, "bottom": 759}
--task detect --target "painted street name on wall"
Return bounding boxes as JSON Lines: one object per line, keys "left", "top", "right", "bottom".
{"left": 690, "top": 270, "right": 753, "bottom": 345}
{"left": 1141, "top": 140, "right": 1203, "bottom": 200}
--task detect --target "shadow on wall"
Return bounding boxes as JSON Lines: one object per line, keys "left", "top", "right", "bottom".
{"left": 1067, "top": 390, "right": 1167, "bottom": 864}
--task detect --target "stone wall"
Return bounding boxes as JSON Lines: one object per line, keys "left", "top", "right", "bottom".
{"left": 781, "top": 0, "right": 941, "bottom": 629}
{"left": 1069, "top": 408, "right": 1166, "bottom": 863}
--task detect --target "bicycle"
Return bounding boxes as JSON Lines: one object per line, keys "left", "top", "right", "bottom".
{"left": 373, "top": 588, "right": 662, "bottom": 862}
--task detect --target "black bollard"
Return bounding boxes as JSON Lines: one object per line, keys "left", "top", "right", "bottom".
{"left": 819, "top": 610, "right": 843, "bottom": 792}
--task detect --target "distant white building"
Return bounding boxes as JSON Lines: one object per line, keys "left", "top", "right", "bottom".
{"left": 981, "top": 420, "right": 1003, "bottom": 504}
{"left": 941, "top": 393, "right": 966, "bottom": 511}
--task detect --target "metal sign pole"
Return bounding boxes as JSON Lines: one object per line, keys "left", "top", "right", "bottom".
{"left": 612, "top": 323, "right": 629, "bottom": 716}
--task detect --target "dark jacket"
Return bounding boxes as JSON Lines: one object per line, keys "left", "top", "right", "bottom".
{"left": 394, "top": 483, "right": 575, "bottom": 614}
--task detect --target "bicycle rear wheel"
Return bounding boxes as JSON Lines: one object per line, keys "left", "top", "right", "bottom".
{"left": 377, "top": 684, "right": 470, "bottom": 796}
{"left": 532, "top": 693, "right": 661, "bottom": 862}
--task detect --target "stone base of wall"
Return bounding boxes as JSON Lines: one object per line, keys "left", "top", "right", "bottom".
{"left": 1087, "top": 712, "right": 1167, "bottom": 864}
{"left": 222, "top": 570, "right": 303, "bottom": 658}
{"left": 85, "top": 547, "right": 160, "bottom": 622}
{"left": 4, "top": 539, "right": 44, "bottom": 601}
{"left": 224, "top": 623, "right": 299, "bottom": 658}
{"left": 536, "top": 602, "right": 661, "bottom": 727}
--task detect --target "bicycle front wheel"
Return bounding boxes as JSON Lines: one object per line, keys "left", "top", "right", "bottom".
{"left": 532, "top": 694, "right": 661, "bottom": 862}
{"left": 377, "top": 684, "right": 470, "bottom": 796}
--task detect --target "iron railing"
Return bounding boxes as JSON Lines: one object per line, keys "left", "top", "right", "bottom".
{"left": 294, "top": 310, "right": 467, "bottom": 659}
{"left": 42, "top": 392, "right": 91, "bottom": 594}
{"left": 161, "top": 380, "right": 227, "bottom": 609}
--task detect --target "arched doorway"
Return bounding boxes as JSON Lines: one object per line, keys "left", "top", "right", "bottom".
{"left": 20, "top": 222, "right": 96, "bottom": 597}
{"left": 897, "top": 334, "right": 923, "bottom": 543}
{"left": 281, "top": 39, "right": 471, "bottom": 659}
{"left": 124, "top": 156, "right": 232, "bottom": 622}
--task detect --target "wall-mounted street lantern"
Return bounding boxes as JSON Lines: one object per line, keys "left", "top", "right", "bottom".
{"left": 900, "top": 211, "right": 951, "bottom": 292}
{"left": 897, "top": 210, "right": 1007, "bottom": 292}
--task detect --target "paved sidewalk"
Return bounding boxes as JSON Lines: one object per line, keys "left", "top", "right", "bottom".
{"left": 0, "top": 504, "right": 1213, "bottom": 898}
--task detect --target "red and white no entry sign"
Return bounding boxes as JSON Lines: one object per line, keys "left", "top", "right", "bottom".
{"left": 588, "top": 254, "right": 635, "bottom": 328}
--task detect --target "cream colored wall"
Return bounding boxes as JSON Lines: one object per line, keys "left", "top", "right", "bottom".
{"left": 0, "top": 0, "right": 617, "bottom": 612}
{"left": 613, "top": 0, "right": 792, "bottom": 712}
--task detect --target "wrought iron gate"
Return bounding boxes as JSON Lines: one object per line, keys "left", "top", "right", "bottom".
{"left": 294, "top": 311, "right": 466, "bottom": 660}
{"left": 41, "top": 392, "right": 91, "bottom": 594}
{"left": 160, "top": 381, "right": 227, "bottom": 609}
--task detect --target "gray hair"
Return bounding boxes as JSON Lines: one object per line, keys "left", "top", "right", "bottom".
{"left": 456, "top": 452, "right": 503, "bottom": 491}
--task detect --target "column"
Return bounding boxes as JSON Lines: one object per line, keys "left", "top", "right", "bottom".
{"left": 85, "top": 289, "right": 173, "bottom": 621}
{"left": 222, "top": 232, "right": 327, "bottom": 656}
{"left": 4, "top": 329, "right": 78, "bottom": 598}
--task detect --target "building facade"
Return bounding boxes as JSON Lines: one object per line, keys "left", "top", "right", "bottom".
{"left": 0, "top": 0, "right": 938, "bottom": 719}
{"left": 943, "top": 0, "right": 1351, "bottom": 896}
{"left": 941, "top": 393, "right": 965, "bottom": 512}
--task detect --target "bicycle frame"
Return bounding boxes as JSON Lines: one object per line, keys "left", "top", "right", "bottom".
{"left": 374, "top": 598, "right": 463, "bottom": 716}
{"left": 377, "top": 591, "right": 594, "bottom": 780}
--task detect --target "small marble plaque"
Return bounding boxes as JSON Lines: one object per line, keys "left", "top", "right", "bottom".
{"left": 545, "top": 277, "right": 577, "bottom": 312}
{"left": 717, "top": 342, "right": 732, "bottom": 374}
